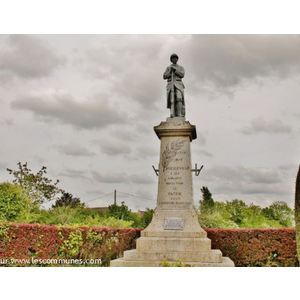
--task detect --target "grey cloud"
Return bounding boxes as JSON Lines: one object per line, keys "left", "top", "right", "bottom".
{"left": 241, "top": 117, "right": 292, "bottom": 135}
{"left": 85, "top": 35, "right": 163, "bottom": 79}
{"left": 195, "top": 131, "right": 206, "bottom": 145}
{"left": 0, "top": 35, "right": 65, "bottom": 79}
{"left": 83, "top": 35, "right": 166, "bottom": 110}
{"left": 11, "top": 89, "right": 127, "bottom": 130}
{"left": 56, "top": 142, "right": 96, "bottom": 157}
{"left": 58, "top": 168, "right": 89, "bottom": 180}
{"left": 0, "top": 118, "right": 14, "bottom": 126}
{"left": 111, "top": 129, "right": 139, "bottom": 142}
{"left": 179, "top": 35, "right": 300, "bottom": 93}
{"left": 206, "top": 165, "right": 282, "bottom": 184}
{"left": 82, "top": 35, "right": 300, "bottom": 104}
{"left": 93, "top": 138, "right": 132, "bottom": 156}
{"left": 129, "top": 173, "right": 155, "bottom": 184}
{"left": 0, "top": 72, "right": 14, "bottom": 84}
{"left": 91, "top": 170, "right": 155, "bottom": 184}
{"left": 198, "top": 150, "right": 213, "bottom": 157}
{"left": 33, "top": 155, "right": 47, "bottom": 165}
{"left": 278, "top": 164, "right": 297, "bottom": 172}
{"left": 203, "top": 165, "right": 289, "bottom": 196}
{"left": 0, "top": 161, "right": 7, "bottom": 169}
{"left": 91, "top": 171, "right": 128, "bottom": 183}
{"left": 133, "top": 189, "right": 156, "bottom": 202}
{"left": 136, "top": 146, "right": 158, "bottom": 158}
{"left": 243, "top": 167, "right": 282, "bottom": 184}
{"left": 240, "top": 183, "right": 290, "bottom": 195}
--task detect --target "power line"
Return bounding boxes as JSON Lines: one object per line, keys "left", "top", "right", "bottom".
{"left": 117, "top": 190, "right": 156, "bottom": 201}
{"left": 84, "top": 190, "right": 156, "bottom": 204}
{"left": 85, "top": 191, "right": 114, "bottom": 203}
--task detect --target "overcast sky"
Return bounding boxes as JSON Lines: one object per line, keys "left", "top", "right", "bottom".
{"left": 1, "top": 34, "right": 300, "bottom": 211}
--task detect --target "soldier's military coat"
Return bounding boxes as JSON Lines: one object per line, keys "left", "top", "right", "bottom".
{"left": 163, "top": 63, "right": 185, "bottom": 109}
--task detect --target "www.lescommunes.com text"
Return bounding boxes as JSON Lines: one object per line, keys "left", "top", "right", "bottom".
{"left": 0, "top": 258, "right": 101, "bottom": 265}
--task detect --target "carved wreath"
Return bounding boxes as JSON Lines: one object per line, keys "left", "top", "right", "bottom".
{"left": 161, "top": 139, "right": 186, "bottom": 172}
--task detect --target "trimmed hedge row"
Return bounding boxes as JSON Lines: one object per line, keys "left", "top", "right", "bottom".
{"left": 0, "top": 223, "right": 297, "bottom": 266}
{"left": 206, "top": 228, "right": 297, "bottom": 267}
{"left": 0, "top": 223, "right": 142, "bottom": 266}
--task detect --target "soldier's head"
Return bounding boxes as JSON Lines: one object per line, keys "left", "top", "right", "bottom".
{"left": 170, "top": 53, "right": 178, "bottom": 64}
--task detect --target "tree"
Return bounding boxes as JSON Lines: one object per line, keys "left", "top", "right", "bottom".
{"left": 225, "top": 199, "right": 248, "bottom": 226}
{"left": 7, "top": 162, "right": 63, "bottom": 205}
{"left": 0, "top": 182, "right": 31, "bottom": 221}
{"left": 106, "top": 202, "right": 142, "bottom": 227}
{"left": 141, "top": 208, "right": 155, "bottom": 227}
{"left": 107, "top": 201, "right": 131, "bottom": 220}
{"left": 199, "top": 186, "right": 215, "bottom": 214}
{"left": 49, "top": 206, "right": 79, "bottom": 225}
{"left": 52, "top": 192, "right": 85, "bottom": 209}
{"left": 295, "top": 165, "right": 300, "bottom": 265}
{"left": 262, "top": 201, "right": 294, "bottom": 227}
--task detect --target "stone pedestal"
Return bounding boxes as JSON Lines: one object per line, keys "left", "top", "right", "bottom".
{"left": 110, "top": 120, "right": 234, "bottom": 267}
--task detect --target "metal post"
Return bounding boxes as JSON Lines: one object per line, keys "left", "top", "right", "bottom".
{"left": 114, "top": 190, "right": 117, "bottom": 205}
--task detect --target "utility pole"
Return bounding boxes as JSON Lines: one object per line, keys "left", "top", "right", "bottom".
{"left": 114, "top": 190, "right": 117, "bottom": 205}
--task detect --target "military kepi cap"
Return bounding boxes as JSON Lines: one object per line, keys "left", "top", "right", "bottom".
{"left": 170, "top": 53, "right": 179, "bottom": 61}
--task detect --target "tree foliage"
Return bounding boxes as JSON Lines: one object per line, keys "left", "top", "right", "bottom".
{"left": 199, "top": 186, "right": 214, "bottom": 214}
{"left": 0, "top": 182, "right": 31, "bottom": 221}
{"left": 52, "top": 192, "right": 85, "bottom": 209}
{"left": 141, "top": 208, "right": 155, "bottom": 227}
{"left": 262, "top": 201, "right": 294, "bottom": 227}
{"left": 107, "top": 202, "right": 142, "bottom": 227}
{"left": 197, "top": 187, "right": 294, "bottom": 229}
{"left": 7, "top": 162, "right": 63, "bottom": 205}
{"left": 107, "top": 201, "right": 131, "bottom": 221}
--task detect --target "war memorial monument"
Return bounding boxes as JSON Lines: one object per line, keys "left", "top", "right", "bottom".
{"left": 110, "top": 54, "right": 234, "bottom": 267}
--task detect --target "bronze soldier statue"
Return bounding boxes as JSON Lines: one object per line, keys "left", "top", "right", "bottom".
{"left": 163, "top": 53, "right": 185, "bottom": 118}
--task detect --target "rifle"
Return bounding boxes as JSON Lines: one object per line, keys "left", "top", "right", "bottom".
{"left": 170, "top": 67, "right": 175, "bottom": 117}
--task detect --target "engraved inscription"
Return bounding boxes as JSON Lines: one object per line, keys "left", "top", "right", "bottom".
{"left": 161, "top": 139, "right": 186, "bottom": 172}
{"left": 164, "top": 218, "right": 184, "bottom": 230}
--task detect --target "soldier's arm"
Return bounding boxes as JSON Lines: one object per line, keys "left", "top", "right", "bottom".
{"left": 174, "top": 66, "right": 185, "bottom": 78}
{"left": 163, "top": 67, "right": 171, "bottom": 79}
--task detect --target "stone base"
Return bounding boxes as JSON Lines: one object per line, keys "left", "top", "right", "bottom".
{"left": 123, "top": 249, "right": 223, "bottom": 262}
{"left": 110, "top": 209, "right": 235, "bottom": 267}
{"left": 166, "top": 116, "right": 186, "bottom": 122}
{"left": 110, "top": 120, "right": 234, "bottom": 267}
{"left": 141, "top": 209, "right": 207, "bottom": 238}
{"left": 110, "top": 255, "right": 234, "bottom": 267}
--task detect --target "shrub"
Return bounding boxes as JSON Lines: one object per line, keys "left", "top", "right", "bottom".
{"left": 0, "top": 223, "right": 297, "bottom": 267}
{"left": 0, "top": 222, "right": 142, "bottom": 266}
{"left": 206, "top": 228, "right": 297, "bottom": 267}
{"left": 0, "top": 183, "right": 31, "bottom": 222}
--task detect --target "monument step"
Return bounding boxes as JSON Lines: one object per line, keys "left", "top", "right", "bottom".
{"left": 136, "top": 236, "right": 211, "bottom": 252}
{"left": 110, "top": 256, "right": 234, "bottom": 267}
{"left": 123, "top": 249, "right": 222, "bottom": 263}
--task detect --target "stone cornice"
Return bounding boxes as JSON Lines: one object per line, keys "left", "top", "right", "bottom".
{"left": 154, "top": 121, "right": 197, "bottom": 141}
